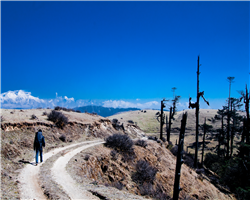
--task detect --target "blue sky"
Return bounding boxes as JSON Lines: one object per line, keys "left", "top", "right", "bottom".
{"left": 1, "top": 1, "right": 249, "bottom": 109}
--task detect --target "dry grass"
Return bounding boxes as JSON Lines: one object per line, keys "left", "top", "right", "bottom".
{"left": 108, "top": 109, "right": 224, "bottom": 133}
{"left": 109, "top": 109, "right": 244, "bottom": 162}
{"left": 1, "top": 128, "right": 38, "bottom": 199}
{"left": 1, "top": 108, "right": 239, "bottom": 199}
{"left": 66, "top": 145, "right": 148, "bottom": 200}
{"left": 0, "top": 108, "right": 115, "bottom": 199}
{"left": 1, "top": 108, "right": 105, "bottom": 125}
{"left": 68, "top": 140, "right": 235, "bottom": 200}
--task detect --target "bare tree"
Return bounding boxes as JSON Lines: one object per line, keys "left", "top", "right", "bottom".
{"left": 173, "top": 112, "right": 187, "bottom": 200}
{"left": 189, "top": 56, "right": 209, "bottom": 168}
{"left": 156, "top": 99, "right": 168, "bottom": 140}
{"left": 226, "top": 77, "right": 235, "bottom": 158}
{"left": 200, "top": 118, "right": 213, "bottom": 166}
{"left": 167, "top": 95, "right": 181, "bottom": 142}
{"left": 215, "top": 106, "right": 227, "bottom": 157}
{"left": 239, "top": 84, "right": 249, "bottom": 144}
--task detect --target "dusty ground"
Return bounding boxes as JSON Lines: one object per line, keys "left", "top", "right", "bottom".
{"left": 19, "top": 140, "right": 104, "bottom": 199}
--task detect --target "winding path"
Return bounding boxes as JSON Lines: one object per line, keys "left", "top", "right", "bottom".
{"left": 18, "top": 140, "right": 104, "bottom": 200}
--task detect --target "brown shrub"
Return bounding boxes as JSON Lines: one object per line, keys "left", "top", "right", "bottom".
{"left": 2, "top": 143, "right": 21, "bottom": 159}
{"left": 20, "top": 139, "right": 32, "bottom": 148}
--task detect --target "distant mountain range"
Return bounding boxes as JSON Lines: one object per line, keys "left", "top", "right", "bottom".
{"left": 74, "top": 106, "right": 140, "bottom": 117}
{"left": 0, "top": 90, "right": 161, "bottom": 112}
{"left": 1, "top": 90, "right": 95, "bottom": 109}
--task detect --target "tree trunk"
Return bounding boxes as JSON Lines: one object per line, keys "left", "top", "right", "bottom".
{"left": 226, "top": 103, "right": 231, "bottom": 158}
{"left": 201, "top": 118, "right": 206, "bottom": 166}
{"left": 173, "top": 112, "right": 187, "bottom": 200}
{"left": 160, "top": 100, "right": 163, "bottom": 140}
{"left": 230, "top": 109, "right": 235, "bottom": 158}
{"left": 167, "top": 107, "right": 172, "bottom": 142}
{"left": 245, "top": 85, "right": 249, "bottom": 144}
{"left": 218, "top": 114, "right": 224, "bottom": 157}
{"left": 194, "top": 56, "right": 200, "bottom": 168}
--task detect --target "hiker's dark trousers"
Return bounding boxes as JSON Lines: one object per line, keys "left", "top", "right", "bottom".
{"left": 35, "top": 149, "right": 43, "bottom": 164}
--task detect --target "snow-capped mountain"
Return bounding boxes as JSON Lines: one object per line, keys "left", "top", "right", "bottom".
{"left": 0, "top": 90, "right": 79, "bottom": 109}
{"left": 1, "top": 90, "right": 45, "bottom": 109}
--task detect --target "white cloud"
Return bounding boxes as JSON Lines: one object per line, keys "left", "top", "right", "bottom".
{"left": 1, "top": 90, "right": 227, "bottom": 110}
{"left": 102, "top": 100, "right": 159, "bottom": 109}
{"left": 64, "top": 96, "right": 74, "bottom": 102}
{"left": 176, "top": 102, "right": 189, "bottom": 111}
{"left": 0, "top": 90, "right": 77, "bottom": 109}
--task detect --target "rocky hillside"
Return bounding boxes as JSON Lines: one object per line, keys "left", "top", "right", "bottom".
{"left": 1, "top": 108, "right": 142, "bottom": 199}
{"left": 1, "top": 108, "right": 236, "bottom": 199}
{"left": 68, "top": 139, "right": 235, "bottom": 200}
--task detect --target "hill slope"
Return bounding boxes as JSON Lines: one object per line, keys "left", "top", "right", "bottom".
{"left": 1, "top": 108, "right": 236, "bottom": 199}
{"left": 69, "top": 139, "right": 235, "bottom": 200}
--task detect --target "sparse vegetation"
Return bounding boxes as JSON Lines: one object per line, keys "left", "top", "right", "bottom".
{"left": 111, "top": 119, "right": 124, "bottom": 131}
{"left": 127, "top": 120, "right": 134, "bottom": 124}
{"left": 111, "top": 181, "right": 124, "bottom": 190}
{"left": 202, "top": 83, "right": 250, "bottom": 200}
{"left": 148, "top": 136, "right": 158, "bottom": 141}
{"left": 54, "top": 106, "right": 81, "bottom": 113}
{"left": 134, "top": 140, "right": 147, "bottom": 148}
{"left": 110, "top": 150, "right": 118, "bottom": 160}
{"left": 105, "top": 134, "right": 133, "bottom": 152}
{"left": 105, "top": 134, "right": 135, "bottom": 162}
{"left": 131, "top": 159, "right": 171, "bottom": 199}
{"left": 1, "top": 115, "right": 5, "bottom": 122}
{"left": 83, "top": 154, "right": 90, "bottom": 161}
{"left": 132, "top": 159, "right": 157, "bottom": 184}
{"left": 59, "top": 134, "right": 67, "bottom": 142}
{"left": 31, "top": 114, "right": 38, "bottom": 120}
{"left": 47, "top": 110, "right": 68, "bottom": 128}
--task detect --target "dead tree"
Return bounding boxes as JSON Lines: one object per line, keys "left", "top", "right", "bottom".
{"left": 167, "top": 95, "right": 180, "bottom": 142}
{"left": 216, "top": 106, "right": 227, "bottom": 157}
{"left": 201, "top": 118, "right": 207, "bottom": 166}
{"left": 201, "top": 118, "right": 212, "bottom": 166}
{"left": 167, "top": 107, "right": 173, "bottom": 142}
{"left": 156, "top": 99, "right": 168, "bottom": 140}
{"left": 226, "top": 77, "right": 235, "bottom": 158}
{"left": 239, "top": 84, "right": 250, "bottom": 144}
{"left": 230, "top": 98, "right": 243, "bottom": 158}
{"left": 173, "top": 112, "right": 187, "bottom": 200}
{"left": 189, "top": 56, "right": 209, "bottom": 168}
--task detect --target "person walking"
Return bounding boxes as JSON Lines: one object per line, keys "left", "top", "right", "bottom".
{"left": 33, "top": 129, "right": 45, "bottom": 166}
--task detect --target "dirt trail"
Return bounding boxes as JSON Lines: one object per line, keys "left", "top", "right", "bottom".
{"left": 51, "top": 142, "right": 104, "bottom": 200}
{"left": 18, "top": 140, "right": 104, "bottom": 200}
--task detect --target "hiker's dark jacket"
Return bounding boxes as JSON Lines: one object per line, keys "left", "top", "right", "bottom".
{"left": 33, "top": 131, "right": 45, "bottom": 151}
